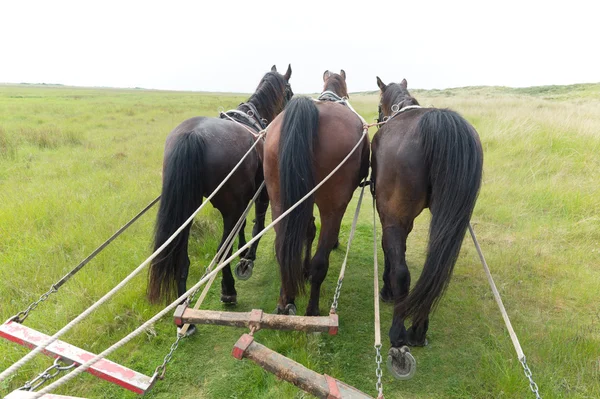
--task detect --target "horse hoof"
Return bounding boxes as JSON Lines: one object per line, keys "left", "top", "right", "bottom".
{"left": 234, "top": 259, "right": 254, "bottom": 281}
{"left": 379, "top": 291, "right": 394, "bottom": 304}
{"left": 285, "top": 304, "right": 297, "bottom": 316}
{"left": 387, "top": 346, "right": 416, "bottom": 380}
{"left": 220, "top": 294, "right": 237, "bottom": 305}
{"left": 177, "top": 324, "right": 197, "bottom": 337}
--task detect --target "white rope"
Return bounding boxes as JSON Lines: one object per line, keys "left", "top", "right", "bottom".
{"left": 372, "top": 198, "right": 382, "bottom": 348}
{"left": 468, "top": 223, "right": 524, "bottom": 360}
{"left": 33, "top": 127, "right": 370, "bottom": 398}
{"left": 344, "top": 100, "right": 368, "bottom": 126}
{"left": 0, "top": 131, "right": 265, "bottom": 383}
{"left": 373, "top": 196, "right": 384, "bottom": 399}
{"left": 329, "top": 181, "right": 366, "bottom": 314}
{"left": 179, "top": 181, "right": 265, "bottom": 336}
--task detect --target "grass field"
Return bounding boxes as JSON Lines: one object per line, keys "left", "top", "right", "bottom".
{"left": 0, "top": 82, "right": 599, "bottom": 398}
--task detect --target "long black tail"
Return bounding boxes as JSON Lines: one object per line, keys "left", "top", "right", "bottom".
{"left": 402, "top": 109, "right": 483, "bottom": 324}
{"left": 147, "top": 131, "right": 205, "bottom": 304}
{"left": 276, "top": 97, "right": 319, "bottom": 299}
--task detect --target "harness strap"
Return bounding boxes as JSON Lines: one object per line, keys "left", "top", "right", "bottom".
{"left": 385, "top": 104, "right": 422, "bottom": 122}
{"left": 317, "top": 90, "right": 344, "bottom": 102}
{"left": 315, "top": 90, "right": 367, "bottom": 126}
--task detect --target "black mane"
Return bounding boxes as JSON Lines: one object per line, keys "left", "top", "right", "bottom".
{"left": 246, "top": 72, "right": 287, "bottom": 122}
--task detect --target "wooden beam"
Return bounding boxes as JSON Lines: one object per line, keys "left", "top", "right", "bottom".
{"left": 232, "top": 334, "right": 372, "bottom": 399}
{"left": 174, "top": 306, "right": 338, "bottom": 335}
{"left": 0, "top": 322, "right": 153, "bottom": 394}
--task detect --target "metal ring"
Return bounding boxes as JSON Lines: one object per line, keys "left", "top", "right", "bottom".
{"left": 247, "top": 110, "right": 254, "bottom": 117}
{"left": 391, "top": 104, "right": 400, "bottom": 113}
{"left": 217, "top": 106, "right": 225, "bottom": 113}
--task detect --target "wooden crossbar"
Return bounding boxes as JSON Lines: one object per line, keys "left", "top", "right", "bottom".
{"left": 0, "top": 322, "right": 153, "bottom": 395}
{"left": 173, "top": 306, "right": 339, "bottom": 335}
{"left": 232, "top": 333, "right": 372, "bottom": 399}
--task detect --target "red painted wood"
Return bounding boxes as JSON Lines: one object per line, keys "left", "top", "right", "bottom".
{"left": 0, "top": 322, "right": 152, "bottom": 394}
{"left": 325, "top": 374, "right": 342, "bottom": 399}
{"left": 232, "top": 333, "right": 254, "bottom": 360}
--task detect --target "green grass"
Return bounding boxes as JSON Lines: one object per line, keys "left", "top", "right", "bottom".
{"left": 1, "top": 83, "right": 599, "bottom": 398}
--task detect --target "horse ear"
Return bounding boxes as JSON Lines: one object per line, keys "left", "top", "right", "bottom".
{"left": 323, "top": 70, "right": 331, "bottom": 81}
{"left": 284, "top": 64, "right": 292, "bottom": 80}
{"left": 401, "top": 78, "right": 407, "bottom": 89}
{"left": 271, "top": 65, "right": 277, "bottom": 72}
{"left": 376, "top": 76, "right": 387, "bottom": 91}
{"left": 340, "top": 69, "right": 346, "bottom": 80}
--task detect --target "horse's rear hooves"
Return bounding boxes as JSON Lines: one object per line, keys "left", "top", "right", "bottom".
{"left": 234, "top": 259, "right": 254, "bottom": 281}
{"left": 275, "top": 303, "right": 296, "bottom": 315}
{"left": 220, "top": 294, "right": 237, "bottom": 305}
{"left": 177, "top": 324, "right": 197, "bottom": 337}
{"left": 387, "top": 346, "right": 416, "bottom": 380}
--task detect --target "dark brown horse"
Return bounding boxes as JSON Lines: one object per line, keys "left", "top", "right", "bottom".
{"left": 371, "top": 77, "right": 483, "bottom": 356}
{"left": 263, "top": 70, "right": 370, "bottom": 315}
{"left": 148, "top": 66, "right": 293, "bottom": 317}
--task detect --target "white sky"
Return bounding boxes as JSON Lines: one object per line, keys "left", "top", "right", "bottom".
{"left": 1, "top": 0, "right": 598, "bottom": 93}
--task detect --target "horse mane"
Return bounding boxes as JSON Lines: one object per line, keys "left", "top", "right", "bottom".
{"left": 323, "top": 74, "right": 348, "bottom": 98}
{"left": 382, "top": 83, "right": 420, "bottom": 113}
{"left": 247, "top": 72, "right": 287, "bottom": 122}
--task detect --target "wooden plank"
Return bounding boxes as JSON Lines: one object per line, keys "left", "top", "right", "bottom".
{"left": 0, "top": 322, "right": 153, "bottom": 394}
{"left": 5, "top": 391, "right": 87, "bottom": 399}
{"left": 174, "top": 306, "right": 338, "bottom": 335}
{"left": 232, "top": 334, "right": 372, "bottom": 399}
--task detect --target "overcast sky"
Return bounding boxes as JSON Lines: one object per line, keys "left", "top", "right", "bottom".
{"left": 1, "top": 0, "right": 598, "bottom": 93}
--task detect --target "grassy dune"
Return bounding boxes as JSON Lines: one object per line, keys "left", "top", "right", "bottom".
{"left": 0, "top": 83, "right": 599, "bottom": 398}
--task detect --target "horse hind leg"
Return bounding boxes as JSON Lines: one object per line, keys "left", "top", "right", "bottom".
{"left": 234, "top": 192, "right": 269, "bottom": 280}
{"left": 305, "top": 209, "right": 344, "bottom": 317}
{"left": 219, "top": 209, "right": 245, "bottom": 305}
{"left": 303, "top": 216, "right": 316, "bottom": 280}
{"left": 382, "top": 224, "right": 412, "bottom": 347}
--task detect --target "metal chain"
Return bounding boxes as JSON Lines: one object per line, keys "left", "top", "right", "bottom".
{"left": 330, "top": 278, "right": 344, "bottom": 314}
{"left": 8, "top": 195, "right": 160, "bottom": 324}
{"left": 150, "top": 183, "right": 266, "bottom": 383}
{"left": 468, "top": 224, "right": 542, "bottom": 399}
{"left": 375, "top": 344, "right": 384, "bottom": 396}
{"left": 329, "top": 181, "right": 367, "bottom": 314}
{"left": 19, "top": 358, "right": 75, "bottom": 392}
{"left": 10, "top": 285, "right": 58, "bottom": 324}
{"left": 152, "top": 334, "right": 183, "bottom": 382}
{"left": 520, "top": 357, "right": 541, "bottom": 398}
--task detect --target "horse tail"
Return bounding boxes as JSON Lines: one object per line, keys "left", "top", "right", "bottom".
{"left": 276, "top": 97, "right": 319, "bottom": 299}
{"left": 147, "top": 131, "right": 205, "bottom": 304}
{"left": 401, "top": 109, "right": 483, "bottom": 324}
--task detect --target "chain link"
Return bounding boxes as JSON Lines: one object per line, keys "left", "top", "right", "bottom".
{"left": 152, "top": 334, "right": 183, "bottom": 381}
{"left": 10, "top": 285, "right": 58, "bottom": 324}
{"left": 19, "top": 357, "right": 75, "bottom": 391}
{"left": 330, "top": 278, "right": 344, "bottom": 313}
{"left": 374, "top": 344, "right": 384, "bottom": 396}
{"left": 520, "top": 357, "right": 541, "bottom": 398}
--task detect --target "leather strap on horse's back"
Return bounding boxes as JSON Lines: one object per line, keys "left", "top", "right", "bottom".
{"left": 317, "top": 90, "right": 345, "bottom": 103}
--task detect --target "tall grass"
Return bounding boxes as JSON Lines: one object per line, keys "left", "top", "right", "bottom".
{"left": 0, "top": 83, "right": 598, "bottom": 398}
